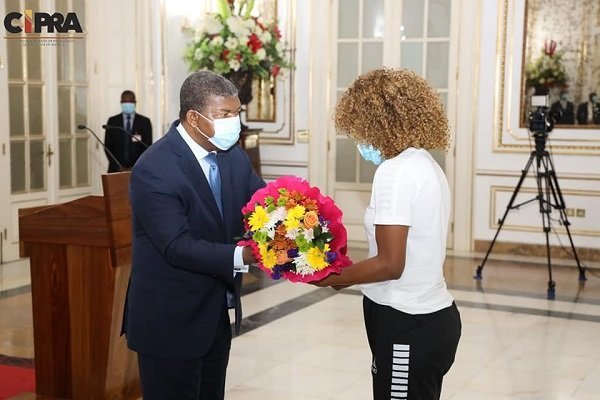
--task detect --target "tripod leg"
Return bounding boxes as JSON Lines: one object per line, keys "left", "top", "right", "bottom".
{"left": 546, "top": 156, "right": 587, "bottom": 282}
{"left": 542, "top": 211, "right": 556, "bottom": 300}
{"left": 475, "top": 153, "right": 535, "bottom": 280}
{"left": 537, "top": 155, "right": 556, "bottom": 300}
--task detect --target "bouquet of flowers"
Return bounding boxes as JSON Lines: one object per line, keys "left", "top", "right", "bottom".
{"left": 238, "top": 176, "right": 352, "bottom": 283}
{"left": 525, "top": 39, "right": 567, "bottom": 89}
{"left": 183, "top": 0, "right": 293, "bottom": 78}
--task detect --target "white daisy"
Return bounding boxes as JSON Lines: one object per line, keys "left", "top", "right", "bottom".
{"left": 210, "top": 36, "right": 224, "bottom": 47}
{"left": 285, "top": 228, "right": 300, "bottom": 240}
{"left": 303, "top": 228, "right": 314, "bottom": 242}
{"left": 256, "top": 48, "right": 266, "bottom": 60}
{"left": 228, "top": 59, "right": 241, "bottom": 71}
{"left": 293, "top": 253, "right": 313, "bottom": 276}
{"left": 224, "top": 37, "right": 239, "bottom": 50}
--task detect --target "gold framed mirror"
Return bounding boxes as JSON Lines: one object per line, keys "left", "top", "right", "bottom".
{"left": 521, "top": 0, "right": 600, "bottom": 128}
{"left": 245, "top": 0, "right": 278, "bottom": 123}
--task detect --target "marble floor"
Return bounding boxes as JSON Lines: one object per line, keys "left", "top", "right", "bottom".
{"left": 1, "top": 249, "right": 600, "bottom": 399}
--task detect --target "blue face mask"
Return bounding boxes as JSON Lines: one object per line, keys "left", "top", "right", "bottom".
{"left": 121, "top": 102, "right": 136, "bottom": 114}
{"left": 357, "top": 144, "right": 384, "bottom": 166}
{"left": 195, "top": 112, "right": 241, "bottom": 151}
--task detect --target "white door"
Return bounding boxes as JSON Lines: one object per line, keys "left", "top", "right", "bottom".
{"left": 330, "top": 0, "right": 458, "bottom": 248}
{"left": 0, "top": 0, "right": 91, "bottom": 263}
{"left": 0, "top": 0, "right": 9, "bottom": 264}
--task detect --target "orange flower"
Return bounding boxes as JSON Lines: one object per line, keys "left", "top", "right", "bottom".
{"left": 285, "top": 198, "right": 297, "bottom": 208}
{"left": 303, "top": 198, "right": 318, "bottom": 212}
{"left": 276, "top": 250, "right": 291, "bottom": 264}
{"left": 275, "top": 224, "right": 287, "bottom": 237}
{"left": 303, "top": 211, "right": 319, "bottom": 229}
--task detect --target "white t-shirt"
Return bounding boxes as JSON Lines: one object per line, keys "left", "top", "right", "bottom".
{"left": 359, "top": 147, "right": 454, "bottom": 314}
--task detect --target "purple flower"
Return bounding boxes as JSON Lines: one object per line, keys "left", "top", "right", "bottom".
{"left": 326, "top": 252, "right": 337, "bottom": 263}
{"left": 287, "top": 248, "right": 299, "bottom": 258}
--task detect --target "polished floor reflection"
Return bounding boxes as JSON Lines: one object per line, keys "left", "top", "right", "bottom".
{"left": 1, "top": 249, "right": 600, "bottom": 399}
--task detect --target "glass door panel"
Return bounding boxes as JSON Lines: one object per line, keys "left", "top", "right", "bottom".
{"left": 56, "top": 0, "right": 89, "bottom": 190}
{"left": 335, "top": 0, "right": 384, "bottom": 187}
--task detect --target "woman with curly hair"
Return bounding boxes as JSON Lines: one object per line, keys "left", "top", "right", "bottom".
{"left": 314, "top": 68, "right": 461, "bottom": 400}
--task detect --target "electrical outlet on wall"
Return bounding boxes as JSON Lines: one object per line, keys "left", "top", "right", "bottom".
{"left": 576, "top": 209, "right": 586, "bottom": 218}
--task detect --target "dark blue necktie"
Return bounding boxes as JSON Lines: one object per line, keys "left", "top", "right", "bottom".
{"left": 205, "top": 153, "right": 223, "bottom": 217}
{"left": 126, "top": 114, "right": 132, "bottom": 132}
{"left": 123, "top": 115, "right": 132, "bottom": 166}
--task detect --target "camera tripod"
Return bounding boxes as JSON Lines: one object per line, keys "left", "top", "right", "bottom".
{"left": 474, "top": 132, "right": 587, "bottom": 299}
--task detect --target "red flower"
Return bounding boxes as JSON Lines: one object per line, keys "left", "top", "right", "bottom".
{"left": 271, "top": 64, "right": 281, "bottom": 77}
{"left": 221, "top": 49, "right": 230, "bottom": 60}
{"left": 544, "top": 40, "right": 557, "bottom": 57}
{"left": 273, "top": 26, "right": 282, "bottom": 40}
{"left": 247, "top": 33, "right": 263, "bottom": 53}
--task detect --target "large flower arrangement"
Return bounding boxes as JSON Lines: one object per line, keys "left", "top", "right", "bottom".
{"left": 183, "top": 0, "right": 292, "bottom": 78}
{"left": 525, "top": 40, "right": 567, "bottom": 89}
{"left": 238, "top": 176, "right": 352, "bottom": 283}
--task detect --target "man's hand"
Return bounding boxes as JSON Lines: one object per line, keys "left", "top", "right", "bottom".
{"left": 242, "top": 246, "right": 257, "bottom": 265}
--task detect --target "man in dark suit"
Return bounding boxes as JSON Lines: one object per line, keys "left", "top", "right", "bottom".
{"left": 550, "top": 91, "right": 575, "bottom": 124}
{"left": 576, "top": 92, "right": 600, "bottom": 125}
{"left": 104, "top": 90, "right": 153, "bottom": 172}
{"left": 122, "top": 71, "right": 264, "bottom": 400}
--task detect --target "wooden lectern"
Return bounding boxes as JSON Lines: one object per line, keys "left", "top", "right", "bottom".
{"left": 19, "top": 172, "right": 140, "bottom": 400}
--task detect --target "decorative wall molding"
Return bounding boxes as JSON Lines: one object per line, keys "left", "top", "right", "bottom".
{"left": 489, "top": 185, "right": 600, "bottom": 237}
{"left": 476, "top": 169, "right": 600, "bottom": 180}
{"left": 474, "top": 240, "right": 600, "bottom": 262}
{"left": 260, "top": 160, "right": 308, "bottom": 168}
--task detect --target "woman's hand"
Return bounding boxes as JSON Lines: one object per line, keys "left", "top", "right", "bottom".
{"left": 309, "top": 274, "right": 341, "bottom": 287}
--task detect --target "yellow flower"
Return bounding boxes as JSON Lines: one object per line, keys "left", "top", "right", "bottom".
{"left": 306, "top": 244, "right": 330, "bottom": 271}
{"left": 248, "top": 205, "right": 269, "bottom": 231}
{"left": 258, "top": 243, "right": 277, "bottom": 270}
{"left": 284, "top": 205, "right": 305, "bottom": 230}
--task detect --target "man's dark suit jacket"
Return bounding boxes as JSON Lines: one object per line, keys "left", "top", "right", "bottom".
{"left": 576, "top": 102, "right": 600, "bottom": 125}
{"left": 550, "top": 100, "right": 575, "bottom": 124}
{"left": 122, "top": 121, "right": 264, "bottom": 360}
{"left": 104, "top": 112, "right": 152, "bottom": 172}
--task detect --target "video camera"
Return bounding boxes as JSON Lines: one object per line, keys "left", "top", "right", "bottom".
{"left": 528, "top": 95, "right": 554, "bottom": 135}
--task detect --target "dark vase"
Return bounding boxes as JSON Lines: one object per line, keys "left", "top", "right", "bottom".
{"left": 223, "top": 70, "right": 254, "bottom": 106}
{"left": 534, "top": 85, "right": 550, "bottom": 96}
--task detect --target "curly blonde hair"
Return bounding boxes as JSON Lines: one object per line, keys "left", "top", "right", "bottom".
{"left": 334, "top": 68, "right": 450, "bottom": 159}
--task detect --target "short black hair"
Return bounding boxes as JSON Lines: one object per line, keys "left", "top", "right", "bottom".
{"left": 179, "top": 71, "right": 238, "bottom": 119}
{"left": 121, "top": 90, "right": 136, "bottom": 101}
